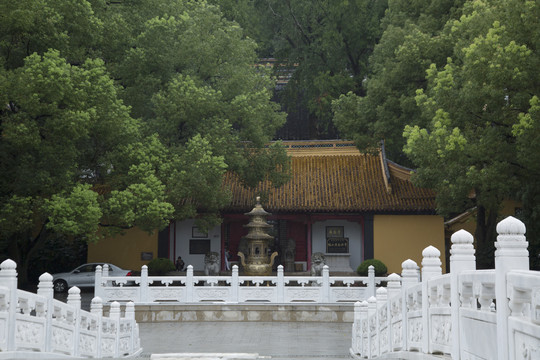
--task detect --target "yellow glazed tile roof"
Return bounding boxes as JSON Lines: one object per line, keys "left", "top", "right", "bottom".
{"left": 223, "top": 141, "right": 436, "bottom": 213}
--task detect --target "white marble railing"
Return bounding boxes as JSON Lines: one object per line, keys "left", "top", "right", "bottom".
{"left": 95, "top": 264, "right": 386, "bottom": 304}
{"left": 0, "top": 259, "right": 142, "bottom": 359}
{"left": 351, "top": 216, "right": 540, "bottom": 360}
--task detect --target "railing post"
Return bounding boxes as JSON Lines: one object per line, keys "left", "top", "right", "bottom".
{"left": 91, "top": 296, "right": 103, "bottom": 358}
{"left": 387, "top": 273, "right": 401, "bottom": 352}
{"left": 0, "top": 259, "right": 17, "bottom": 352}
{"left": 140, "top": 265, "right": 149, "bottom": 303}
{"left": 231, "top": 265, "right": 239, "bottom": 303}
{"left": 387, "top": 273, "right": 401, "bottom": 298}
{"left": 37, "top": 272, "right": 54, "bottom": 353}
{"left": 421, "top": 246, "right": 442, "bottom": 354}
{"left": 368, "top": 265, "right": 376, "bottom": 297}
{"left": 367, "top": 296, "right": 377, "bottom": 358}
{"left": 401, "top": 259, "right": 418, "bottom": 351}
{"left": 125, "top": 302, "right": 135, "bottom": 354}
{"left": 186, "top": 265, "right": 194, "bottom": 302}
{"left": 95, "top": 265, "right": 103, "bottom": 300}
{"left": 322, "top": 265, "right": 330, "bottom": 302}
{"left": 495, "top": 216, "right": 528, "bottom": 360}
{"left": 277, "top": 265, "right": 284, "bottom": 303}
{"left": 67, "top": 286, "right": 81, "bottom": 356}
{"left": 110, "top": 301, "right": 121, "bottom": 358}
{"left": 103, "top": 263, "right": 110, "bottom": 286}
{"left": 450, "top": 229, "right": 476, "bottom": 360}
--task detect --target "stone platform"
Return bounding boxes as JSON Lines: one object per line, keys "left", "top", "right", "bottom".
{"left": 132, "top": 303, "right": 355, "bottom": 323}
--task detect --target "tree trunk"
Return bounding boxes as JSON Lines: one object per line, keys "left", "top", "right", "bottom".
{"left": 474, "top": 205, "right": 498, "bottom": 269}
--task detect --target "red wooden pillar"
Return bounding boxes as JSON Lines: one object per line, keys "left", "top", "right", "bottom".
{"left": 306, "top": 217, "right": 312, "bottom": 271}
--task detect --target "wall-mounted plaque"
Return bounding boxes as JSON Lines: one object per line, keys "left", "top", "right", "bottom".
{"left": 189, "top": 239, "right": 211, "bottom": 254}
{"left": 326, "top": 238, "right": 349, "bottom": 254}
{"left": 326, "top": 226, "right": 344, "bottom": 238}
{"left": 141, "top": 252, "right": 153, "bottom": 260}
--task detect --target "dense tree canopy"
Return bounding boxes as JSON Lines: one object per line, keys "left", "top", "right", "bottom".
{"left": 333, "top": 0, "right": 465, "bottom": 163}
{"left": 0, "top": 0, "right": 289, "bottom": 283}
{"left": 333, "top": 0, "right": 539, "bottom": 268}
{"left": 219, "top": 0, "right": 388, "bottom": 139}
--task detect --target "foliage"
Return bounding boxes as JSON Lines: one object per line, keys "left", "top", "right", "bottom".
{"left": 240, "top": 0, "right": 388, "bottom": 139}
{"left": 147, "top": 257, "right": 176, "bottom": 276}
{"left": 0, "top": 0, "right": 290, "bottom": 284}
{"left": 357, "top": 259, "right": 387, "bottom": 276}
{"left": 333, "top": 0, "right": 464, "bottom": 163}
{"left": 403, "top": 0, "right": 539, "bottom": 268}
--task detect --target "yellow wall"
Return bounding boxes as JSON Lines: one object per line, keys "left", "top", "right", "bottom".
{"left": 87, "top": 228, "right": 158, "bottom": 271}
{"left": 374, "top": 215, "right": 446, "bottom": 274}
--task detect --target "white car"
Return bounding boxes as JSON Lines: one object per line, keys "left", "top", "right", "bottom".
{"left": 51, "top": 263, "right": 132, "bottom": 293}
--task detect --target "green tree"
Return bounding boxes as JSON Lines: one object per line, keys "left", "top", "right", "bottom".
{"left": 0, "top": 0, "right": 291, "bottom": 283}
{"left": 333, "top": 0, "right": 464, "bottom": 163}
{"left": 0, "top": 51, "right": 173, "bottom": 283}
{"left": 403, "top": 0, "right": 539, "bottom": 268}
{"left": 251, "top": 0, "right": 387, "bottom": 138}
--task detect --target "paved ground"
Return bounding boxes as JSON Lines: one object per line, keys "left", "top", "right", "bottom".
{"left": 137, "top": 321, "right": 352, "bottom": 360}
{"left": 53, "top": 291, "right": 352, "bottom": 359}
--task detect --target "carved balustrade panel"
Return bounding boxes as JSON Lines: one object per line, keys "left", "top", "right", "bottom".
{"left": 78, "top": 312, "right": 99, "bottom": 358}
{"left": 194, "top": 287, "right": 231, "bottom": 302}
{"left": 378, "top": 304, "right": 390, "bottom": 355}
{"left": 507, "top": 271, "right": 540, "bottom": 360}
{"left": 458, "top": 270, "right": 497, "bottom": 360}
{"left": 103, "top": 288, "right": 140, "bottom": 303}
{"left": 389, "top": 296, "right": 403, "bottom": 351}
{"left": 100, "top": 317, "right": 118, "bottom": 358}
{"left": 406, "top": 283, "right": 423, "bottom": 351}
{"left": 150, "top": 287, "right": 185, "bottom": 302}
{"left": 427, "top": 275, "right": 452, "bottom": 355}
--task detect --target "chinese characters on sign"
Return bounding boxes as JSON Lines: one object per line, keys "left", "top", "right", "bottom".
{"left": 326, "top": 238, "right": 349, "bottom": 253}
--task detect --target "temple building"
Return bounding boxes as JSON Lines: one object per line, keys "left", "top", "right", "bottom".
{"left": 88, "top": 140, "right": 445, "bottom": 274}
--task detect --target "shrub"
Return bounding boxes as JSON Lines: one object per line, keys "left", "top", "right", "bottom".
{"left": 357, "top": 259, "right": 387, "bottom": 276}
{"left": 147, "top": 258, "right": 176, "bottom": 276}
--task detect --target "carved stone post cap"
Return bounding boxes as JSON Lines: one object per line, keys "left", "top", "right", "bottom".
{"left": 0, "top": 259, "right": 16, "bottom": 271}
{"left": 39, "top": 272, "right": 53, "bottom": 282}
{"left": 387, "top": 273, "right": 401, "bottom": 281}
{"left": 496, "top": 216, "right": 526, "bottom": 235}
{"left": 422, "top": 245, "right": 441, "bottom": 258}
{"left": 376, "top": 287, "right": 388, "bottom": 295}
{"left": 68, "top": 286, "right": 81, "bottom": 295}
{"left": 402, "top": 259, "right": 418, "bottom": 269}
{"left": 91, "top": 296, "right": 103, "bottom": 304}
{"left": 367, "top": 296, "right": 377, "bottom": 304}
{"left": 451, "top": 229, "right": 474, "bottom": 245}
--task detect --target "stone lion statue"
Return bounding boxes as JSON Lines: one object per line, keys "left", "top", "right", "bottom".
{"left": 310, "top": 252, "right": 327, "bottom": 276}
{"left": 204, "top": 251, "right": 220, "bottom": 276}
